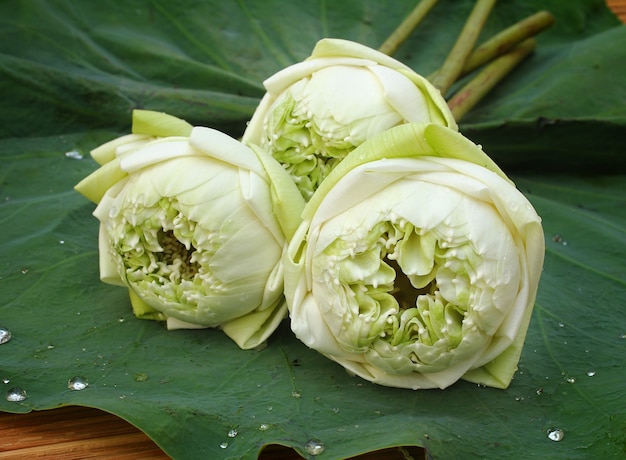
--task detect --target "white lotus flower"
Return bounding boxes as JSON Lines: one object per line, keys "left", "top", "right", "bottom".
{"left": 242, "top": 38, "right": 456, "bottom": 201}
{"left": 75, "top": 110, "right": 305, "bottom": 349}
{"left": 283, "top": 123, "right": 544, "bottom": 389}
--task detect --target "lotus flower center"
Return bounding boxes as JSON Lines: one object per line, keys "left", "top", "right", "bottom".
{"left": 387, "top": 258, "right": 435, "bottom": 310}
{"left": 158, "top": 230, "right": 199, "bottom": 280}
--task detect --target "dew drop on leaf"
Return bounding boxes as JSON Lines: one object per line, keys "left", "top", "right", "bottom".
{"left": 228, "top": 429, "right": 238, "bottom": 438}
{"left": 68, "top": 376, "right": 89, "bottom": 391}
{"left": 0, "top": 326, "right": 11, "bottom": 345}
{"left": 304, "top": 439, "right": 325, "bottom": 456}
{"left": 219, "top": 441, "right": 228, "bottom": 449}
{"left": 547, "top": 428, "right": 564, "bottom": 442}
{"left": 586, "top": 369, "right": 596, "bottom": 377}
{"left": 259, "top": 423, "right": 271, "bottom": 431}
{"left": 2, "top": 378, "right": 9, "bottom": 384}
{"left": 64, "top": 150, "right": 84, "bottom": 160}
{"left": 6, "top": 387, "right": 27, "bottom": 402}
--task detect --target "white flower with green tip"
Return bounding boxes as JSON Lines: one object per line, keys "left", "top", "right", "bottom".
{"left": 242, "top": 38, "right": 456, "bottom": 201}
{"left": 283, "top": 122, "right": 544, "bottom": 389}
{"left": 75, "top": 110, "right": 305, "bottom": 349}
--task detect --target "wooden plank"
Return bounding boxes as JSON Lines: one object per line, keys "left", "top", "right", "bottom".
{"left": 609, "top": 0, "right": 626, "bottom": 20}
{"left": 0, "top": 406, "right": 170, "bottom": 459}
{"left": 0, "top": 406, "right": 425, "bottom": 459}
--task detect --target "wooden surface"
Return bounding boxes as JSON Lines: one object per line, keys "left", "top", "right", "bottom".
{"left": 0, "top": 406, "right": 169, "bottom": 459}
{"left": 0, "top": 406, "right": 424, "bottom": 459}
{"left": 1, "top": 2, "right": 624, "bottom": 459}
{"left": 610, "top": 0, "right": 626, "bottom": 19}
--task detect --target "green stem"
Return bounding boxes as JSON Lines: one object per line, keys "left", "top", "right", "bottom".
{"left": 460, "top": 10, "right": 553, "bottom": 76}
{"left": 447, "top": 38, "right": 536, "bottom": 121}
{"left": 378, "top": 0, "right": 441, "bottom": 56}
{"left": 429, "top": 0, "right": 497, "bottom": 96}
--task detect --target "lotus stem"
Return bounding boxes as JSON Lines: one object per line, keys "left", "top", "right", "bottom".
{"left": 378, "top": 0, "right": 441, "bottom": 55}
{"left": 460, "top": 10, "right": 553, "bottom": 77}
{"left": 429, "top": 0, "right": 497, "bottom": 96}
{"left": 447, "top": 38, "right": 536, "bottom": 121}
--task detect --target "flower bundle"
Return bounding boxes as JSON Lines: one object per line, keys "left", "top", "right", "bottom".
{"left": 76, "top": 1, "right": 548, "bottom": 389}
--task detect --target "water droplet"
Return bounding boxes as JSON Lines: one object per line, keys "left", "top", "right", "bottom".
{"left": 332, "top": 407, "right": 340, "bottom": 414}
{"left": 547, "top": 428, "right": 564, "bottom": 442}
{"left": 0, "top": 327, "right": 11, "bottom": 344}
{"left": 59, "top": 240, "right": 65, "bottom": 245}
{"left": 228, "top": 429, "right": 238, "bottom": 438}
{"left": 219, "top": 441, "right": 228, "bottom": 449}
{"left": 64, "top": 150, "right": 83, "bottom": 160}
{"left": 20, "top": 267, "right": 28, "bottom": 274}
{"left": 586, "top": 369, "right": 596, "bottom": 377}
{"left": 6, "top": 387, "right": 27, "bottom": 402}
{"left": 619, "top": 333, "right": 626, "bottom": 339}
{"left": 304, "top": 439, "right": 325, "bottom": 456}
{"left": 566, "top": 377, "right": 576, "bottom": 384}
{"left": 47, "top": 344, "right": 55, "bottom": 349}
{"left": 291, "top": 390, "right": 301, "bottom": 398}
{"left": 536, "top": 388, "right": 543, "bottom": 395}
{"left": 118, "top": 317, "right": 125, "bottom": 323}
{"left": 266, "top": 405, "right": 273, "bottom": 411}
{"left": 2, "top": 378, "right": 9, "bottom": 384}
{"left": 259, "top": 423, "right": 271, "bottom": 431}
{"left": 68, "top": 376, "right": 89, "bottom": 391}
{"left": 134, "top": 372, "right": 148, "bottom": 382}
{"left": 558, "top": 322, "right": 565, "bottom": 328}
